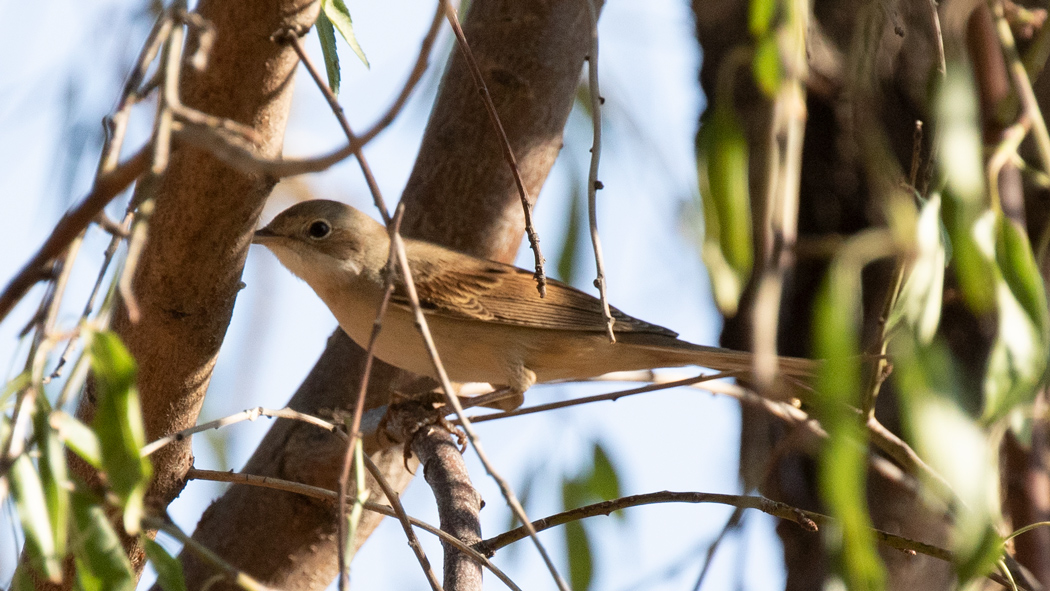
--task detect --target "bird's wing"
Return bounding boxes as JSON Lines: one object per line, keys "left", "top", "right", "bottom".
{"left": 390, "top": 242, "right": 678, "bottom": 336}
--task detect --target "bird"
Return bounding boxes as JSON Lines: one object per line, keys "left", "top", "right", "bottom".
{"left": 251, "top": 199, "right": 815, "bottom": 409}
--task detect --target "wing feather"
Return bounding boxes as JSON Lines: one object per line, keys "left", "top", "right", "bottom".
{"left": 391, "top": 241, "right": 677, "bottom": 337}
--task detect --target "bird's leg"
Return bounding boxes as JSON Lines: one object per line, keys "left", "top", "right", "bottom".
{"left": 463, "top": 387, "right": 525, "bottom": 411}
{"left": 466, "top": 364, "right": 534, "bottom": 411}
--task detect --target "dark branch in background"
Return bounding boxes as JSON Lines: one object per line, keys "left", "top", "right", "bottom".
{"left": 440, "top": 0, "right": 547, "bottom": 296}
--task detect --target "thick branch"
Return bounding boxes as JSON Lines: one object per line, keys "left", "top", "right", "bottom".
{"left": 178, "top": 0, "right": 598, "bottom": 589}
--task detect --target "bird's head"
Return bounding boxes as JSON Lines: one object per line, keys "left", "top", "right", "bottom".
{"left": 253, "top": 199, "right": 389, "bottom": 285}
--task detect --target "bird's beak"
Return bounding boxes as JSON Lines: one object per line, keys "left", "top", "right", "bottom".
{"left": 252, "top": 227, "right": 278, "bottom": 245}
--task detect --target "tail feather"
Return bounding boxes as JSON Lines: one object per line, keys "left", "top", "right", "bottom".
{"left": 614, "top": 333, "right": 818, "bottom": 378}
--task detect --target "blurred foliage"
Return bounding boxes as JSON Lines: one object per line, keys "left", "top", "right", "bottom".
{"left": 560, "top": 442, "right": 624, "bottom": 591}
{"left": 6, "top": 331, "right": 157, "bottom": 588}
{"left": 692, "top": 1, "right": 1050, "bottom": 584}
{"left": 697, "top": 100, "right": 753, "bottom": 315}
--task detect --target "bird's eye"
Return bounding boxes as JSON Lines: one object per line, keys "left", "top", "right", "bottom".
{"left": 307, "top": 220, "right": 331, "bottom": 239}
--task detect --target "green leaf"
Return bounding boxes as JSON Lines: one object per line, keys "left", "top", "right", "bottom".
{"left": 889, "top": 194, "right": 946, "bottom": 344}
{"left": 321, "top": 0, "right": 369, "bottom": 67}
{"left": 145, "top": 539, "right": 187, "bottom": 591}
{"left": 893, "top": 335, "right": 1002, "bottom": 585}
{"left": 937, "top": 65, "right": 995, "bottom": 312}
{"left": 813, "top": 263, "right": 886, "bottom": 591}
{"left": 565, "top": 520, "right": 593, "bottom": 591}
{"left": 343, "top": 438, "right": 370, "bottom": 569}
{"left": 752, "top": 34, "right": 782, "bottom": 97}
{"left": 996, "top": 217, "right": 1049, "bottom": 340}
{"left": 316, "top": 12, "right": 341, "bottom": 95}
{"left": 588, "top": 443, "right": 622, "bottom": 513}
{"left": 70, "top": 490, "right": 135, "bottom": 591}
{"left": 938, "top": 67, "right": 985, "bottom": 206}
{"left": 697, "top": 104, "right": 753, "bottom": 316}
{"left": 50, "top": 411, "right": 102, "bottom": 468}
{"left": 10, "top": 453, "right": 62, "bottom": 582}
{"left": 562, "top": 479, "right": 594, "bottom": 591}
{"left": 557, "top": 186, "right": 583, "bottom": 285}
{"left": 749, "top": 0, "right": 777, "bottom": 36}
{"left": 36, "top": 410, "right": 70, "bottom": 562}
{"left": 2, "top": 371, "right": 30, "bottom": 406}
{"left": 90, "top": 331, "right": 152, "bottom": 535}
{"left": 983, "top": 216, "right": 1050, "bottom": 423}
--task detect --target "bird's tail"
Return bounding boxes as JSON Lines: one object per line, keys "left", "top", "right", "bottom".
{"left": 614, "top": 333, "right": 818, "bottom": 379}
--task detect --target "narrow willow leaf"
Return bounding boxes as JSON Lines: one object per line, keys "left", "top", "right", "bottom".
{"left": 983, "top": 216, "right": 1050, "bottom": 423}
{"left": 556, "top": 184, "right": 583, "bottom": 285}
{"left": 889, "top": 194, "right": 946, "bottom": 343}
{"left": 562, "top": 479, "right": 594, "bottom": 591}
{"left": 2, "top": 371, "right": 30, "bottom": 406}
{"left": 145, "top": 539, "right": 187, "bottom": 591}
{"left": 10, "top": 454, "right": 61, "bottom": 582}
{"left": 893, "top": 335, "right": 1003, "bottom": 585}
{"left": 344, "top": 438, "right": 370, "bottom": 569}
{"left": 589, "top": 443, "right": 621, "bottom": 505}
{"left": 813, "top": 265, "right": 886, "bottom": 591}
{"left": 937, "top": 65, "right": 995, "bottom": 312}
{"left": 752, "top": 34, "right": 782, "bottom": 97}
{"left": 50, "top": 411, "right": 102, "bottom": 468}
{"left": 322, "top": 0, "right": 369, "bottom": 67}
{"left": 749, "top": 0, "right": 777, "bottom": 36}
{"left": 90, "top": 331, "right": 152, "bottom": 535}
{"left": 71, "top": 490, "right": 135, "bottom": 591}
{"left": 316, "top": 12, "right": 341, "bottom": 95}
{"left": 36, "top": 410, "right": 69, "bottom": 562}
{"left": 697, "top": 104, "right": 753, "bottom": 315}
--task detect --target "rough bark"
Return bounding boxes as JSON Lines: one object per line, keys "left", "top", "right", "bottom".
{"left": 177, "top": 0, "right": 598, "bottom": 589}
{"left": 42, "top": 0, "right": 319, "bottom": 585}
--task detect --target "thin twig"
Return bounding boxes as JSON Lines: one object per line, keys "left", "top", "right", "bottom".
{"left": 140, "top": 406, "right": 341, "bottom": 457}
{"left": 473, "top": 489, "right": 1019, "bottom": 589}
{"left": 463, "top": 373, "right": 737, "bottom": 423}
{"left": 927, "top": 0, "right": 947, "bottom": 77}
{"left": 441, "top": 0, "right": 547, "bottom": 297}
{"left": 992, "top": 0, "right": 1050, "bottom": 175}
{"left": 751, "top": 0, "right": 808, "bottom": 385}
{"left": 388, "top": 225, "right": 570, "bottom": 590}
{"left": 0, "top": 145, "right": 150, "bottom": 323}
{"left": 117, "top": 199, "right": 153, "bottom": 323}
{"left": 362, "top": 454, "right": 444, "bottom": 591}
{"left": 49, "top": 212, "right": 134, "bottom": 381}
{"left": 101, "top": 11, "right": 174, "bottom": 174}
{"left": 335, "top": 205, "right": 406, "bottom": 589}
{"left": 583, "top": 0, "right": 615, "bottom": 342}
{"left": 277, "top": 30, "right": 437, "bottom": 587}
{"left": 480, "top": 491, "right": 818, "bottom": 552}
{"left": 276, "top": 29, "right": 392, "bottom": 222}
{"left": 186, "top": 469, "right": 522, "bottom": 590}
{"left": 179, "top": 5, "right": 442, "bottom": 182}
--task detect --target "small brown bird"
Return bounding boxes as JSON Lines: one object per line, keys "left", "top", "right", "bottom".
{"left": 252, "top": 200, "right": 814, "bottom": 409}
